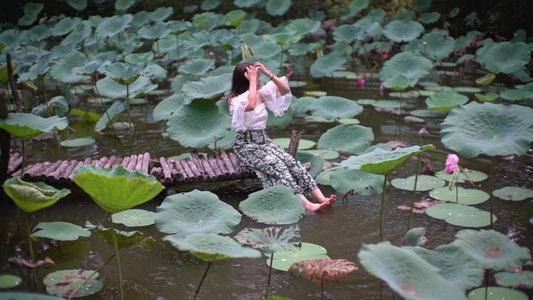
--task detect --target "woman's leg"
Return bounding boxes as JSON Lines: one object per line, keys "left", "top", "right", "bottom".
{"left": 299, "top": 194, "right": 330, "bottom": 211}
{"left": 310, "top": 188, "right": 337, "bottom": 204}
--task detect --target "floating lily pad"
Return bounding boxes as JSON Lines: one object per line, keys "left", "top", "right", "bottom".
{"left": 391, "top": 175, "right": 445, "bottom": 191}
{"left": 410, "top": 109, "right": 446, "bottom": 118}
{"left": 468, "top": 287, "right": 528, "bottom": 300}
{"left": 357, "top": 99, "right": 378, "bottom": 105}
{"left": 494, "top": 271, "right": 533, "bottom": 288}
{"left": 303, "top": 91, "right": 327, "bottom": 97}
{"left": 43, "top": 269, "right": 103, "bottom": 298}
{"left": 60, "top": 137, "right": 96, "bottom": 147}
{"left": 424, "top": 85, "right": 454, "bottom": 92}
{"left": 0, "top": 292, "right": 64, "bottom": 299}
{"left": 112, "top": 209, "right": 155, "bottom": 227}
{"left": 492, "top": 186, "right": 533, "bottom": 201}
{"left": 304, "top": 115, "right": 333, "bottom": 123}
{"left": 338, "top": 118, "right": 360, "bottom": 125}
{"left": 429, "top": 187, "right": 489, "bottom": 205}
{"left": 372, "top": 100, "right": 403, "bottom": 108}
{"left": 474, "top": 92, "right": 498, "bottom": 102}
{"left": 404, "top": 116, "right": 425, "bottom": 123}
{"left": 426, "top": 203, "right": 496, "bottom": 228}
{"left": 288, "top": 81, "right": 308, "bottom": 88}
{"left": 0, "top": 274, "right": 22, "bottom": 289}
{"left": 272, "top": 138, "right": 316, "bottom": 150}
{"left": 268, "top": 242, "right": 330, "bottom": 271}
{"left": 426, "top": 91, "right": 469, "bottom": 112}
{"left": 329, "top": 168, "right": 385, "bottom": 195}
{"left": 453, "top": 87, "right": 482, "bottom": 93}
{"left": 32, "top": 221, "right": 91, "bottom": 241}
{"left": 2, "top": 178, "right": 71, "bottom": 213}
{"left": 435, "top": 169, "right": 488, "bottom": 183}
{"left": 239, "top": 185, "right": 305, "bottom": 225}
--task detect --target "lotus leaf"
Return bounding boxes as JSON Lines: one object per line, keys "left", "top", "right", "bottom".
{"left": 164, "top": 233, "right": 261, "bottom": 261}
{"left": 358, "top": 241, "right": 469, "bottom": 300}
{"left": 268, "top": 242, "right": 330, "bottom": 271}
{"left": 426, "top": 91, "right": 469, "bottom": 112}
{"left": 150, "top": 7, "right": 173, "bottom": 22}
{"left": 43, "top": 269, "right": 102, "bottom": 298}
{"left": 96, "top": 76, "right": 157, "bottom": 99}
{"left": 420, "top": 12, "right": 441, "bottom": 24}
{"left": 475, "top": 92, "right": 498, "bottom": 102}
{"left": 383, "top": 20, "right": 424, "bottom": 43}
{"left": 267, "top": 106, "right": 294, "bottom": 129}
{"left": 94, "top": 101, "right": 126, "bottom": 132}
{"left": 0, "top": 113, "right": 68, "bottom": 139}
{"left": 49, "top": 17, "right": 82, "bottom": 37}
{"left": 178, "top": 59, "right": 214, "bottom": 76}
{"left": 239, "top": 185, "right": 305, "bottom": 225}
{"left": 289, "top": 258, "right": 358, "bottom": 283}
{"left": 494, "top": 271, "right": 533, "bottom": 288}
{"left": 286, "top": 18, "right": 321, "bottom": 35}
{"left": 138, "top": 22, "right": 171, "bottom": 41}
{"left": 70, "top": 109, "right": 101, "bottom": 123}
{"left": 234, "top": 0, "right": 261, "bottom": 8}
{"left": 329, "top": 168, "right": 385, "bottom": 195}
{"left": 266, "top": 0, "right": 292, "bottom": 16}
{"left": 482, "top": 42, "right": 531, "bottom": 74}
{"left": 32, "top": 221, "right": 91, "bottom": 241}
{"left": 91, "top": 223, "right": 155, "bottom": 249}
{"left": 334, "top": 24, "right": 365, "bottom": 43}
{"left": 18, "top": 2, "right": 44, "bottom": 26}
{"left": 435, "top": 169, "right": 487, "bottom": 182}
{"left": 420, "top": 30, "right": 455, "bottom": 61}
{"left": 308, "top": 96, "right": 363, "bottom": 120}
{"left": 429, "top": 187, "right": 489, "bottom": 205}
{"left": 155, "top": 189, "right": 241, "bottom": 237}
{"left": 310, "top": 51, "right": 347, "bottom": 78}
{"left": 167, "top": 101, "right": 231, "bottom": 148}
{"left": 234, "top": 226, "right": 300, "bottom": 254}
{"left": 49, "top": 51, "right": 88, "bottom": 83}
{"left": 223, "top": 9, "right": 246, "bottom": 26}
{"left": 272, "top": 138, "right": 315, "bottom": 150}
{"left": 0, "top": 293, "right": 63, "bottom": 300}
{"left": 440, "top": 102, "right": 533, "bottom": 158}
{"left": 372, "top": 100, "right": 404, "bottom": 108}
{"left": 317, "top": 124, "right": 374, "bottom": 154}
{"left": 115, "top": 0, "right": 136, "bottom": 11}
{"left": 404, "top": 228, "right": 427, "bottom": 247}
{"left": 338, "top": 118, "right": 360, "bottom": 125}
{"left": 453, "top": 86, "right": 481, "bottom": 93}
{"left": 95, "top": 15, "right": 133, "bottom": 38}
{"left": 391, "top": 175, "right": 445, "bottom": 191}
{"left": 379, "top": 52, "right": 433, "bottom": 89}
{"left": 500, "top": 88, "right": 533, "bottom": 101}
{"left": 0, "top": 274, "right": 22, "bottom": 289}
{"left": 3, "top": 178, "right": 71, "bottom": 213}
{"left": 73, "top": 165, "right": 164, "bottom": 214}
{"left": 301, "top": 149, "right": 339, "bottom": 160}
{"left": 338, "top": 145, "right": 435, "bottom": 175}
{"left": 112, "top": 209, "right": 155, "bottom": 227}
{"left": 426, "top": 203, "right": 496, "bottom": 228}
{"left": 492, "top": 186, "right": 533, "bottom": 201}
{"left": 410, "top": 109, "right": 446, "bottom": 118}
{"left": 60, "top": 137, "right": 95, "bottom": 147}
{"left": 468, "top": 287, "right": 528, "bottom": 300}
{"left": 182, "top": 73, "right": 232, "bottom": 100}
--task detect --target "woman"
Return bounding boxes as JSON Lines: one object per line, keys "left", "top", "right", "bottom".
{"left": 228, "top": 62, "right": 336, "bottom": 211}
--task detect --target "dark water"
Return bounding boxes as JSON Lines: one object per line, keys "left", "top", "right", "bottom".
{"left": 1, "top": 71, "right": 532, "bottom": 299}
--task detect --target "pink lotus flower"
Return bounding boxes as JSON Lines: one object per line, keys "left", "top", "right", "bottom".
{"left": 418, "top": 127, "right": 428, "bottom": 135}
{"left": 357, "top": 78, "right": 365, "bottom": 90}
{"left": 380, "top": 82, "right": 386, "bottom": 96}
{"left": 444, "top": 154, "right": 459, "bottom": 173}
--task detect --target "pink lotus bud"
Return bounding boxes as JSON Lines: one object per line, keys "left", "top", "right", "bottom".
{"left": 357, "top": 78, "right": 365, "bottom": 90}
{"left": 209, "top": 51, "right": 214, "bottom": 57}
{"left": 37, "top": 38, "right": 40, "bottom": 42}
{"left": 444, "top": 154, "right": 459, "bottom": 173}
{"left": 366, "top": 33, "right": 372, "bottom": 37}
{"left": 418, "top": 127, "right": 428, "bottom": 135}
{"left": 380, "top": 82, "right": 385, "bottom": 96}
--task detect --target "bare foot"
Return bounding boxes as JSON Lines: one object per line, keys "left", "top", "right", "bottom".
{"left": 304, "top": 201, "right": 330, "bottom": 212}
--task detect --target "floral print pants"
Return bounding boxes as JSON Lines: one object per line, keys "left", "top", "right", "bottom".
{"left": 233, "top": 129, "right": 318, "bottom": 195}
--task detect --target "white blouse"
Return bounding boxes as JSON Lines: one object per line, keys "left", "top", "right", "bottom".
{"left": 229, "top": 76, "right": 292, "bottom": 132}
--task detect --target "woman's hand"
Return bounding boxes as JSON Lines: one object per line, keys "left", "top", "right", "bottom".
{"left": 253, "top": 62, "right": 273, "bottom": 79}
{"left": 245, "top": 65, "right": 258, "bottom": 81}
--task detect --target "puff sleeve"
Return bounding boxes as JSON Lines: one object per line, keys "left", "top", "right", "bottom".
{"left": 229, "top": 91, "right": 250, "bottom": 132}
{"left": 261, "top": 76, "right": 292, "bottom": 116}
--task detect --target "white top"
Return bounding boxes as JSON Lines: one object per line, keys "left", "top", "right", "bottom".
{"left": 229, "top": 76, "right": 292, "bottom": 132}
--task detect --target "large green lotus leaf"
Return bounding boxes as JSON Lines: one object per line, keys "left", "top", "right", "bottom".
{"left": 201, "top": 0, "right": 222, "bottom": 10}
{"left": 308, "top": 96, "right": 363, "bottom": 120}
{"left": 391, "top": 175, "right": 445, "bottom": 191}
{"left": 492, "top": 186, "right": 533, "bottom": 201}
{"left": 268, "top": 242, "right": 330, "bottom": 271}
{"left": 426, "top": 203, "right": 496, "bottom": 228}
{"left": 96, "top": 76, "right": 157, "bottom": 99}
{"left": 294, "top": 152, "right": 324, "bottom": 178}
{"left": 234, "top": 226, "right": 300, "bottom": 255}
{"left": 358, "top": 242, "right": 469, "bottom": 300}
{"left": 182, "top": 73, "right": 232, "bottom": 100}
{"left": 3, "top": 178, "right": 71, "bottom": 213}
{"left": 453, "top": 229, "right": 531, "bottom": 271}
{"left": 112, "top": 209, "right": 155, "bottom": 227}
{"left": 49, "top": 17, "right": 82, "bottom": 37}
{"left": 469, "top": 287, "right": 528, "bottom": 300}
{"left": 60, "top": 137, "right": 96, "bottom": 148}
{"left": 167, "top": 101, "right": 231, "bottom": 148}
{"left": 18, "top": 2, "right": 44, "bottom": 26}
{"left": 310, "top": 51, "right": 347, "bottom": 78}
{"left": 500, "top": 88, "right": 533, "bottom": 101}
{"left": 95, "top": 15, "right": 133, "bottom": 38}
{"left": 410, "top": 245, "right": 484, "bottom": 291}
{"left": 103, "top": 62, "right": 145, "bottom": 85}
{"left": 329, "top": 168, "right": 385, "bottom": 195}
{"left": 155, "top": 189, "right": 241, "bottom": 238}
{"left": 73, "top": 165, "right": 164, "bottom": 214}
{"left": 115, "top": 0, "right": 136, "bottom": 10}
{"left": 474, "top": 92, "right": 498, "bottom": 102}
{"left": 94, "top": 101, "right": 126, "bottom": 132}
{"left": 482, "top": 42, "right": 531, "bottom": 74}
{"left": 267, "top": 105, "right": 294, "bottom": 129}
{"left": 239, "top": 185, "right": 305, "bottom": 225}
{"left": 435, "top": 169, "right": 488, "bottom": 183}
{"left": 286, "top": 18, "right": 321, "bottom": 35}
{"left": 178, "top": 58, "right": 214, "bottom": 76}
{"left": 89, "top": 223, "right": 154, "bottom": 249}
{"left": 164, "top": 233, "right": 261, "bottom": 261}
{"left": 223, "top": 9, "right": 246, "bottom": 26}
{"left": 150, "top": 7, "right": 173, "bottom": 22}
{"left": 410, "top": 109, "right": 446, "bottom": 118}
{"left": 272, "top": 138, "right": 315, "bottom": 150}
{"left": 338, "top": 145, "right": 435, "bottom": 175}
{"left": 429, "top": 187, "right": 489, "bottom": 205}
{"left": 426, "top": 91, "right": 469, "bottom": 112}
{"left": 379, "top": 52, "right": 433, "bottom": 89}
{"left": 494, "top": 271, "right": 533, "bottom": 288}
{"left": 334, "top": 24, "right": 365, "bottom": 43}
{"left": 32, "top": 221, "right": 91, "bottom": 241}
{"left": 49, "top": 51, "right": 88, "bottom": 83}
{"left": 420, "top": 12, "right": 441, "bottom": 24}
{"left": 0, "top": 274, "right": 22, "bottom": 288}
{"left": 420, "top": 30, "right": 455, "bottom": 61}
{"left": 440, "top": 102, "right": 533, "bottom": 158}
{"left": 0, "top": 113, "right": 68, "bottom": 139}
{"left": 266, "top": 0, "right": 292, "bottom": 16}
{"left": 138, "top": 22, "right": 171, "bottom": 41}
{"left": 17, "top": 54, "right": 53, "bottom": 82}
{"left": 383, "top": 20, "right": 424, "bottom": 43}
{"left": 170, "top": 75, "right": 200, "bottom": 93}
{"left": 317, "top": 124, "right": 374, "bottom": 154}
{"left": 43, "top": 269, "right": 102, "bottom": 298}
{"left": 124, "top": 52, "right": 154, "bottom": 65}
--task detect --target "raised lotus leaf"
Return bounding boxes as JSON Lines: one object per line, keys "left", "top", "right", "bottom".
{"left": 91, "top": 223, "right": 155, "bottom": 249}
{"left": 32, "top": 221, "right": 91, "bottom": 241}
{"left": 310, "top": 51, "right": 347, "bottom": 78}
{"left": 234, "top": 225, "right": 300, "bottom": 254}
{"left": 379, "top": 52, "right": 433, "bottom": 90}
{"left": 3, "top": 178, "right": 71, "bottom": 213}
{"left": 329, "top": 168, "right": 385, "bottom": 195}
{"left": 317, "top": 124, "right": 374, "bottom": 154}
{"left": 0, "top": 113, "right": 68, "bottom": 140}
{"left": 383, "top": 20, "right": 424, "bottom": 43}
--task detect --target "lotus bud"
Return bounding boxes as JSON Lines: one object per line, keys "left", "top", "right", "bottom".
{"left": 444, "top": 154, "right": 459, "bottom": 173}
{"left": 418, "top": 127, "right": 428, "bottom": 135}
{"left": 357, "top": 78, "right": 365, "bottom": 90}
{"left": 380, "top": 82, "right": 386, "bottom": 96}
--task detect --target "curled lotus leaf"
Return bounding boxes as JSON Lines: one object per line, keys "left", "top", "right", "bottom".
{"left": 453, "top": 229, "right": 531, "bottom": 271}
{"left": 43, "top": 269, "right": 103, "bottom": 298}
{"left": 32, "top": 221, "right": 91, "bottom": 241}
{"left": 404, "top": 227, "right": 427, "bottom": 247}
{"left": 3, "top": 178, "right": 71, "bottom": 213}
{"left": 409, "top": 245, "right": 484, "bottom": 290}
{"left": 358, "top": 241, "right": 469, "bottom": 300}
{"left": 234, "top": 225, "right": 300, "bottom": 254}
{"left": 289, "top": 259, "right": 358, "bottom": 284}
{"left": 268, "top": 242, "right": 330, "bottom": 272}
{"left": 492, "top": 186, "right": 533, "bottom": 201}
{"left": 440, "top": 102, "right": 533, "bottom": 158}
{"left": 163, "top": 233, "right": 261, "bottom": 262}
{"left": 426, "top": 203, "right": 496, "bottom": 228}
{"left": 468, "top": 287, "right": 529, "bottom": 300}
{"left": 0, "top": 113, "right": 68, "bottom": 140}
{"left": 494, "top": 270, "right": 533, "bottom": 288}
{"left": 308, "top": 96, "right": 364, "bottom": 120}
{"left": 155, "top": 189, "right": 241, "bottom": 238}
{"left": 329, "top": 168, "right": 385, "bottom": 195}
{"left": 73, "top": 165, "right": 164, "bottom": 214}
{"left": 239, "top": 185, "right": 305, "bottom": 225}
{"left": 317, "top": 124, "right": 374, "bottom": 154}
{"left": 90, "top": 223, "right": 155, "bottom": 249}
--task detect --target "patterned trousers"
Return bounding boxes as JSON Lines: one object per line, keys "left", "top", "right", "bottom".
{"left": 233, "top": 129, "right": 318, "bottom": 195}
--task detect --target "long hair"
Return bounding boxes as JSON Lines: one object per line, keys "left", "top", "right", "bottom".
{"left": 229, "top": 62, "right": 253, "bottom": 99}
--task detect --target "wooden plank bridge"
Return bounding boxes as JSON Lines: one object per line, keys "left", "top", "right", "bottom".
{"left": 6, "top": 151, "right": 256, "bottom": 186}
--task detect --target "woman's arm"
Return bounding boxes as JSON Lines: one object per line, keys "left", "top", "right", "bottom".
{"left": 254, "top": 62, "right": 291, "bottom": 95}
{"left": 245, "top": 65, "right": 259, "bottom": 111}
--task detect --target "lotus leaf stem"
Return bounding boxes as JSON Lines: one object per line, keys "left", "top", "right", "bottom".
{"left": 24, "top": 212, "right": 38, "bottom": 286}
{"left": 407, "top": 153, "right": 422, "bottom": 230}
{"left": 380, "top": 174, "right": 388, "bottom": 241}
{"left": 489, "top": 156, "right": 495, "bottom": 226}
{"left": 194, "top": 261, "right": 212, "bottom": 300}
{"left": 265, "top": 253, "right": 274, "bottom": 299}
{"left": 109, "top": 215, "right": 124, "bottom": 300}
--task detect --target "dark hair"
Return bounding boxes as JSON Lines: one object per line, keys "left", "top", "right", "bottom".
{"left": 229, "top": 62, "right": 253, "bottom": 99}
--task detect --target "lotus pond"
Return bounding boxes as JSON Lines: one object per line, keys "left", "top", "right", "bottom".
{"left": 1, "top": 1, "right": 533, "bottom": 299}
